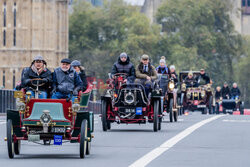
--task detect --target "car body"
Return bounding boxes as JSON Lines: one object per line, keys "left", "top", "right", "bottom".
{"left": 101, "top": 73, "right": 163, "bottom": 132}
{"left": 215, "top": 96, "right": 244, "bottom": 114}
{"left": 6, "top": 83, "right": 94, "bottom": 159}
{"left": 179, "top": 71, "right": 214, "bottom": 114}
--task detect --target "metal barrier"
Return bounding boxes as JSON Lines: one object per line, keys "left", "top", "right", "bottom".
{"left": 0, "top": 90, "right": 16, "bottom": 113}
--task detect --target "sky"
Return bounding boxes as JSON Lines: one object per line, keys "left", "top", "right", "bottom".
{"left": 123, "top": 0, "right": 145, "bottom": 6}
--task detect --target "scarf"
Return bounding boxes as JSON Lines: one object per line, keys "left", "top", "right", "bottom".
{"left": 31, "top": 64, "right": 45, "bottom": 76}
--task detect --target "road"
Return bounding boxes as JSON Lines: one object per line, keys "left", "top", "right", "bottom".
{"left": 0, "top": 113, "right": 250, "bottom": 167}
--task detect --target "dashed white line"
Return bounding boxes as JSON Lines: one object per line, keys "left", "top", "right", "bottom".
{"left": 129, "top": 115, "right": 224, "bottom": 167}
{"left": 222, "top": 119, "right": 250, "bottom": 123}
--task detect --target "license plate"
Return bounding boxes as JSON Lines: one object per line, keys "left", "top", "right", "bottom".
{"left": 54, "top": 135, "right": 62, "bottom": 145}
{"left": 125, "top": 109, "right": 135, "bottom": 113}
{"left": 226, "top": 109, "right": 233, "bottom": 112}
{"left": 197, "top": 105, "right": 206, "bottom": 108}
{"left": 136, "top": 107, "right": 142, "bottom": 115}
{"left": 28, "top": 134, "right": 40, "bottom": 142}
{"left": 52, "top": 127, "right": 65, "bottom": 133}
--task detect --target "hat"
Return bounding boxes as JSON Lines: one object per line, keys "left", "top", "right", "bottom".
{"left": 224, "top": 82, "right": 228, "bottom": 85}
{"left": 200, "top": 68, "right": 205, "bottom": 71}
{"left": 170, "top": 65, "right": 175, "bottom": 70}
{"left": 61, "top": 58, "right": 71, "bottom": 64}
{"left": 141, "top": 54, "right": 149, "bottom": 60}
{"left": 188, "top": 71, "right": 193, "bottom": 76}
{"left": 119, "top": 52, "right": 127, "bottom": 59}
{"left": 159, "top": 59, "right": 166, "bottom": 64}
{"left": 33, "top": 54, "right": 44, "bottom": 61}
{"left": 71, "top": 60, "right": 81, "bottom": 67}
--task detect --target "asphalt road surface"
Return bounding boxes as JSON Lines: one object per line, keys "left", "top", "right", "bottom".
{"left": 0, "top": 112, "right": 250, "bottom": 167}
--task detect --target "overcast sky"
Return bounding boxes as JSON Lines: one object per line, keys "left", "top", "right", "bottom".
{"left": 124, "top": 0, "right": 145, "bottom": 6}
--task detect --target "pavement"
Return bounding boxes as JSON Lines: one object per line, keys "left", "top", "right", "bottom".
{"left": 0, "top": 112, "right": 250, "bottom": 167}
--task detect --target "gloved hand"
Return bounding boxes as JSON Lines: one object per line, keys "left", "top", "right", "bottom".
{"left": 73, "top": 90, "right": 79, "bottom": 96}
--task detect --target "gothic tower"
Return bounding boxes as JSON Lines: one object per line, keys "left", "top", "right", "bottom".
{"left": 0, "top": 0, "right": 69, "bottom": 89}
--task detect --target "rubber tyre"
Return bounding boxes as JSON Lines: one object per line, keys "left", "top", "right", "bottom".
{"left": 202, "top": 108, "right": 207, "bottom": 114}
{"left": 101, "top": 100, "right": 108, "bottom": 131}
{"left": 177, "top": 97, "right": 182, "bottom": 116}
{"left": 180, "top": 93, "right": 185, "bottom": 115}
{"left": 43, "top": 140, "right": 51, "bottom": 145}
{"left": 174, "top": 109, "right": 178, "bottom": 122}
{"left": 80, "top": 119, "right": 88, "bottom": 159}
{"left": 86, "top": 141, "right": 91, "bottom": 155}
{"left": 169, "top": 99, "right": 173, "bottom": 122}
{"left": 208, "top": 96, "right": 213, "bottom": 114}
{"left": 153, "top": 100, "right": 159, "bottom": 132}
{"left": 7, "top": 119, "right": 14, "bottom": 159}
{"left": 240, "top": 103, "right": 244, "bottom": 115}
{"left": 14, "top": 140, "right": 21, "bottom": 155}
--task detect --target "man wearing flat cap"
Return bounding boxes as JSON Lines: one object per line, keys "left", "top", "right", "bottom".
{"left": 52, "top": 58, "right": 83, "bottom": 102}
{"left": 111, "top": 52, "right": 135, "bottom": 83}
{"left": 197, "top": 68, "right": 211, "bottom": 86}
{"left": 135, "top": 54, "right": 157, "bottom": 96}
{"left": 21, "top": 54, "right": 52, "bottom": 98}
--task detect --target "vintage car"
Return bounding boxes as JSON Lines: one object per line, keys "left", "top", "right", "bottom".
{"left": 215, "top": 96, "right": 244, "bottom": 114}
{"left": 179, "top": 71, "right": 214, "bottom": 114}
{"left": 6, "top": 79, "right": 94, "bottom": 159}
{"left": 158, "top": 74, "right": 179, "bottom": 122}
{"left": 101, "top": 73, "right": 163, "bottom": 132}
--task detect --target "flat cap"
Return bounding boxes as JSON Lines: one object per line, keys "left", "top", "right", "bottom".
{"left": 71, "top": 60, "right": 81, "bottom": 67}
{"left": 61, "top": 58, "right": 71, "bottom": 64}
{"left": 33, "top": 55, "right": 44, "bottom": 61}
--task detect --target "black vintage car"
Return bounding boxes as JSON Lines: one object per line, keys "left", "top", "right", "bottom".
{"left": 220, "top": 97, "right": 244, "bottom": 114}
{"left": 179, "top": 71, "right": 214, "bottom": 114}
{"left": 101, "top": 73, "right": 163, "bottom": 132}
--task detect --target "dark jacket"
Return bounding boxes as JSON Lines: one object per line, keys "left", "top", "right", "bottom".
{"left": 221, "top": 86, "right": 231, "bottom": 99}
{"left": 22, "top": 67, "right": 52, "bottom": 92}
{"left": 136, "top": 62, "right": 157, "bottom": 80}
{"left": 169, "top": 71, "right": 178, "bottom": 83}
{"left": 111, "top": 56, "right": 135, "bottom": 82}
{"left": 231, "top": 87, "right": 241, "bottom": 97}
{"left": 53, "top": 67, "right": 82, "bottom": 94}
{"left": 156, "top": 65, "right": 169, "bottom": 75}
{"left": 78, "top": 69, "right": 88, "bottom": 92}
{"left": 197, "top": 73, "right": 210, "bottom": 85}
{"left": 184, "top": 76, "right": 197, "bottom": 87}
{"left": 215, "top": 90, "right": 222, "bottom": 100}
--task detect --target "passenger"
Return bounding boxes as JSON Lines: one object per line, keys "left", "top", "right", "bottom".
{"left": 231, "top": 82, "right": 241, "bottom": 99}
{"left": 197, "top": 69, "right": 210, "bottom": 85}
{"left": 111, "top": 52, "right": 135, "bottom": 83}
{"left": 221, "top": 82, "right": 231, "bottom": 99}
{"left": 156, "top": 57, "right": 169, "bottom": 75}
{"left": 52, "top": 58, "right": 83, "bottom": 102}
{"left": 22, "top": 55, "right": 52, "bottom": 99}
{"left": 169, "top": 65, "right": 178, "bottom": 83}
{"left": 135, "top": 54, "right": 157, "bottom": 96}
{"left": 71, "top": 60, "right": 88, "bottom": 92}
{"left": 184, "top": 71, "right": 197, "bottom": 88}
{"left": 215, "top": 86, "right": 222, "bottom": 100}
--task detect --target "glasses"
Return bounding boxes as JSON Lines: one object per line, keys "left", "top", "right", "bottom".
{"left": 121, "top": 57, "right": 127, "bottom": 59}
{"left": 142, "top": 59, "right": 149, "bottom": 61}
{"left": 35, "top": 60, "right": 43, "bottom": 63}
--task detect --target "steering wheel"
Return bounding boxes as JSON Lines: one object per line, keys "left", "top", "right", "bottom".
{"left": 113, "top": 73, "right": 128, "bottom": 79}
{"left": 30, "top": 78, "right": 46, "bottom": 87}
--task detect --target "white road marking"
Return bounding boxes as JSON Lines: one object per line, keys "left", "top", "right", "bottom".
{"left": 129, "top": 115, "right": 224, "bottom": 167}
{"left": 222, "top": 119, "right": 250, "bottom": 123}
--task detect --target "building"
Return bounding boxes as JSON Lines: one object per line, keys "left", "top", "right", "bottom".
{"left": 141, "top": 0, "right": 250, "bottom": 35}
{"left": 0, "top": 0, "right": 69, "bottom": 89}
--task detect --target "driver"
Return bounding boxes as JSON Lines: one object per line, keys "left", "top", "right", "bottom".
{"left": 52, "top": 58, "right": 83, "bottom": 102}
{"left": 184, "top": 71, "right": 197, "bottom": 88}
{"left": 156, "top": 57, "right": 168, "bottom": 75}
{"left": 135, "top": 54, "right": 157, "bottom": 96}
{"left": 22, "top": 55, "right": 52, "bottom": 99}
{"left": 111, "top": 52, "right": 135, "bottom": 83}
{"left": 222, "top": 82, "right": 231, "bottom": 99}
{"left": 197, "top": 69, "right": 211, "bottom": 85}
{"left": 231, "top": 82, "right": 241, "bottom": 99}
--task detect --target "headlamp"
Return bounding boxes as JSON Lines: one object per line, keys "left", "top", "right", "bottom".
{"left": 168, "top": 82, "right": 175, "bottom": 90}
{"left": 125, "top": 92, "right": 135, "bottom": 105}
{"left": 72, "top": 103, "right": 80, "bottom": 112}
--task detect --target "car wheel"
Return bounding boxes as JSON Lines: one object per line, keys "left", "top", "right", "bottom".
{"left": 80, "top": 119, "right": 88, "bottom": 159}
{"left": 177, "top": 97, "right": 182, "bottom": 116}
{"left": 240, "top": 103, "right": 244, "bottom": 115}
{"left": 7, "top": 119, "right": 14, "bottom": 159}
{"left": 169, "top": 99, "right": 173, "bottom": 122}
{"left": 101, "top": 100, "right": 108, "bottom": 131}
{"left": 174, "top": 109, "right": 178, "bottom": 122}
{"left": 86, "top": 141, "right": 91, "bottom": 155}
{"left": 202, "top": 108, "right": 207, "bottom": 114}
{"left": 153, "top": 100, "right": 159, "bottom": 132}
{"left": 14, "top": 140, "right": 21, "bottom": 155}
{"left": 209, "top": 96, "right": 213, "bottom": 114}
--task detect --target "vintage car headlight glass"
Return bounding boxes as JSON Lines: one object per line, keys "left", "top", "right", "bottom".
{"left": 169, "top": 82, "right": 175, "bottom": 90}
{"left": 125, "top": 92, "right": 135, "bottom": 104}
{"left": 72, "top": 104, "right": 80, "bottom": 112}
{"left": 181, "top": 84, "right": 186, "bottom": 91}
{"left": 16, "top": 102, "right": 25, "bottom": 111}
{"left": 187, "top": 92, "right": 191, "bottom": 99}
{"left": 206, "top": 84, "right": 211, "bottom": 92}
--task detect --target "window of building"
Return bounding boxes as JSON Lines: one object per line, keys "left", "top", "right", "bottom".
{"left": 3, "top": 70, "right": 5, "bottom": 88}
{"left": 3, "top": 2, "right": 7, "bottom": 27}
{"left": 13, "top": 70, "right": 15, "bottom": 89}
{"left": 14, "top": 2, "right": 17, "bottom": 27}
{"left": 243, "top": 0, "right": 246, "bottom": 6}
{"left": 3, "top": 30, "right": 6, "bottom": 46}
{"left": 13, "top": 29, "right": 16, "bottom": 46}
{"left": 248, "top": 0, "right": 250, "bottom": 6}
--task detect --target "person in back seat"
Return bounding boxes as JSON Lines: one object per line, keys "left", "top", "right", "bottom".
{"left": 71, "top": 60, "right": 87, "bottom": 92}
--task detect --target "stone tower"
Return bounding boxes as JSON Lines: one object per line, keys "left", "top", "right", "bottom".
{"left": 141, "top": 0, "right": 162, "bottom": 23}
{"left": 0, "top": 0, "right": 69, "bottom": 89}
